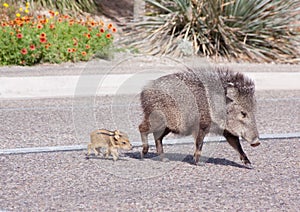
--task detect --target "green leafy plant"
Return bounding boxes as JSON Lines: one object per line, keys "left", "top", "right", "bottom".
{"left": 124, "top": 0, "right": 300, "bottom": 63}
{"left": 0, "top": 2, "right": 117, "bottom": 66}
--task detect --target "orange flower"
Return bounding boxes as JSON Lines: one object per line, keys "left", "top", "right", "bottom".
{"left": 49, "top": 10, "right": 55, "bottom": 17}
{"left": 49, "top": 24, "right": 55, "bottom": 29}
{"left": 40, "top": 32, "right": 46, "bottom": 38}
{"left": 37, "top": 24, "right": 43, "bottom": 29}
{"left": 85, "top": 44, "right": 90, "bottom": 49}
{"left": 58, "top": 18, "right": 63, "bottom": 23}
{"left": 112, "top": 28, "right": 117, "bottom": 33}
{"left": 99, "top": 28, "right": 105, "bottom": 33}
{"left": 83, "top": 33, "right": 91, "bottom": 39}
{"left": 40, "top": 37, "right": 47, "bottom": 43}
{"left": 106, "top": 33, "right": 111, "bottom": 39}
{"left": 45, "top": 43, "right": 51, "bottom": 49}
{"left": 29, "top": 44, "right": 35, "bottom": 50}
{"left": 81, "top": 51, "right": 87, "bottom": 56}
{"left": 21, "top": 48, "right": 28, "bottom": 55}
{"left": 107, "top": 23, "right": 113, "bottom": 29}
{"left": 96, "top": 33, "right": 101, "bottom": 37}
{"left": 67, "top": 48, "right": 72, "bottom": 53}
{"left": 72, "top": 48, "right": 76, "bottom": 52}
{"left": 90, "top": 21, "right": 96, "bottom": 27}
{"left": 17, "top": 33, "right": 23, "bottom": 39}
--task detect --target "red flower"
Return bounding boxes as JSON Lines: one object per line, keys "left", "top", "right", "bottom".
{"left": 21, "top": 48, "right": 28, "bottom": 55}
{"left": 40, "top": 37, "right": 47, "bottom": 43}
{"left": 106, "top": 33, "right": 111, "bottom": 39}
{"left": 112, "top": 28, "right": 117, "bottom": 33}
{"left": 29, "top": 44, "right": 35, "bottom": 50}
{"left": 99, "top": 28, "right": 105, "bottom": 33}
{"left": 107, "top": 23, "right": 113, "bottom": 29}
{"left": 81, "top": 51, "right": 87, "bottom": 56}
{"left": 67, "top": 48, "right": 72, "bottom": 53}
{"left": 85, "top": 44, "right": 90, "bottom": 49}
{"left": 17, "top": 33, "right": 23, "bottom": 39}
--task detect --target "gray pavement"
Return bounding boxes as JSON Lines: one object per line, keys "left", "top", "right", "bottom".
{"left": 0, "top": 57, "right": 300, "bottom": 211}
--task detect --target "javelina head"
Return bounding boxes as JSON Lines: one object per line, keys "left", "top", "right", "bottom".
{"left": 112, "top": 130, "right": 133, "bottom": 150}
{"left": 222, "top": 72, "right": 260, "bottom": 147}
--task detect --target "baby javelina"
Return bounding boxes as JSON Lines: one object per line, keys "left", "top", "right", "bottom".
{"left": 86, "top": 129, "right": 132, "bottom": 161}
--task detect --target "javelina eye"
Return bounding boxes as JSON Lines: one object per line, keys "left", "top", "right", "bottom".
{"left": 122, "top": 142, "right": 126, "bottom": 145}
{"left": 241, "top": 111, "right": 247, "bottom": 118}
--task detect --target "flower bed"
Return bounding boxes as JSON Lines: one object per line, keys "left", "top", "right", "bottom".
{"left": 0, "top": 2, "right": 116, "bottom": 66}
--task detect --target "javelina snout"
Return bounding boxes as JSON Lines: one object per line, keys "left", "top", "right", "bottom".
{"left": 139, "top": 67, "right": 260, "bottom": 166}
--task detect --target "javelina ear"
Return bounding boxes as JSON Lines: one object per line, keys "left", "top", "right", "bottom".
{"left": 226, "top": 85, "right": 238, "bottom": 103}
{"left": 114, "top": 130, "right": 120, "bottom": 140}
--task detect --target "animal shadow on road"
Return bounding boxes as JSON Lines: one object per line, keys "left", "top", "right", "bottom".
{"left": 125, "top": 152, "right": 251, "bottom": 169}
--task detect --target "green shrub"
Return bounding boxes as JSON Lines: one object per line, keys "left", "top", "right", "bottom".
{"left": 124, "top": 0, "right": 300, "bottom": 63}
{"left": 0, "top": 2, "right": 116, "bottom": 66}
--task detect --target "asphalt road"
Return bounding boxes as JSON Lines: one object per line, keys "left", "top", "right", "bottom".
{"left": 0, "top": 57, "right": 300, "bottom": 211}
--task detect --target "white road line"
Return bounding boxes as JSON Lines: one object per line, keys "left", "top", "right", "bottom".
{"left": 1, "top": 133, "right": 299, "bottom": 155}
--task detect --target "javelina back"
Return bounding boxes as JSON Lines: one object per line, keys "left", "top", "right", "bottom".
{"left": 86, "top": 129, "right": 132, "bottom": 161}
{"left": 139, "top": 67, "right": 260, "bottom": 165}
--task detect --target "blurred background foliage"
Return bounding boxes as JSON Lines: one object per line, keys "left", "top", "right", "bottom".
{"left": 1, "top": 0, "right": 300, "bottom": 63}
{"left": 123, "top": 0, "right": 300, "bottom": 63}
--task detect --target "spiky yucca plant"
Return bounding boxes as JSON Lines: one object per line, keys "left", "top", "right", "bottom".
{"left": 124, "top": 0, "right": 300, "bottom": 63}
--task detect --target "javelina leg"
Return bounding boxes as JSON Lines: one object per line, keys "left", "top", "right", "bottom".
{"left": 86, "top": 143, "right": 92, "bottom": 159}
{"left": 223, "top": 130, "right": 251, "bottom": 165}
{"left": 105, "top": 148, "right": 111, "bottom": 158}
{"left": 153, "top": 128, "right": 171, "bottom": 155}
{"left": 193, "top": 130, "right": 206, "bottom": 165}
{"left": 153, "top": 128, "right": 171, "bottom": 161}
{"left": 139, "top": 120, "right": 150, "bottom": 158}
{"left": 111, "top": 148, "right": 119, "bottom": 161}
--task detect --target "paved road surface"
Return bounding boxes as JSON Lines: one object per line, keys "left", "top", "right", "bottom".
{"left": 0, "top": 57, "right": 299, "bottom": 211}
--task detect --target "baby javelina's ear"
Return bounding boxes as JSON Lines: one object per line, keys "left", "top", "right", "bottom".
{"left": 114, "top": 130, "right": 121, "bottom": 140}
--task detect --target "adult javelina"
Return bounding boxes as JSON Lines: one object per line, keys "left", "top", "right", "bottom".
{"left": 139, "top": 67, "right": 260, "bottom": 165}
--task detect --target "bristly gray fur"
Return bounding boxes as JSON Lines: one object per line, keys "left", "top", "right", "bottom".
{"left": 216, "top": 67, "right": 255, "bottom": 95}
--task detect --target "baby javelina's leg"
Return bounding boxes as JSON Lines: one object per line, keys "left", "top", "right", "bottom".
{"left": 110, "top": 148, "right": 119, "bottom": 161}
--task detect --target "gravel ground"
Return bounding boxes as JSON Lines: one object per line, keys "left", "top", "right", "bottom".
{"left": 0, "top": 139, "right": 299, "bottom": 211}
{"left": 1, "top": 68, "right": 300, "bottom": 211}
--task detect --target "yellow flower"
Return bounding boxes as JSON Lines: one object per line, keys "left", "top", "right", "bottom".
{"left": 55, "top": 11, "right": 59, "bottom": 16}
{"left": 3, "top": 3, "right": 9, "bottom": 8}
{"left": 26, "top": 2, "right": 30, "bottom": 7}
{"left": 25, "top": 9, "right": 29, "bottom": 14}
{"left": 16, "top": 13, "right": 21, "bottom": 17}
{"left": 19, "top": 7, "right": 23, "bottom": 11}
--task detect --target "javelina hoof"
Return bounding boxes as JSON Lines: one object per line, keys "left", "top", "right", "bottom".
{"left": 85, "top": 156, "right": 90, "bottom": 160}
{"left": 244, "top": 163, "right": 254, "bottom": 169}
